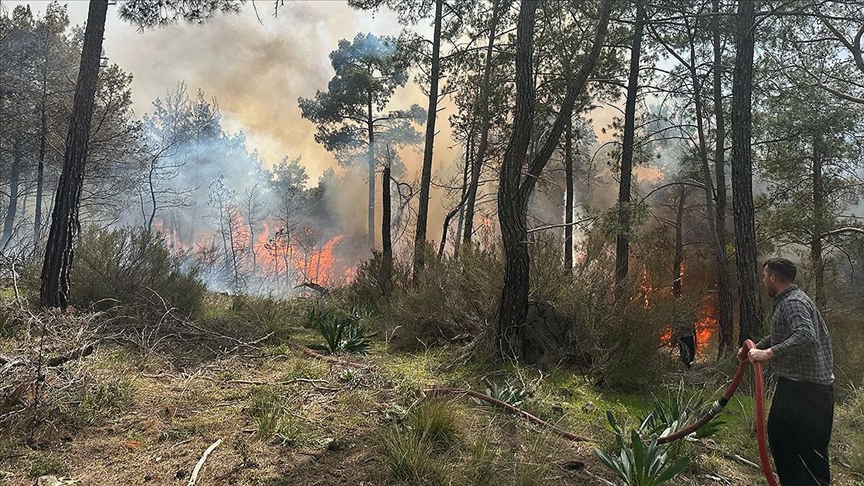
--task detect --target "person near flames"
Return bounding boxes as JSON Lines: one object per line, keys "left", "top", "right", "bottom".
{"left": 739, "top": 258, "right": 834, "bottom": 486}
{"left": 672, "top": 296, "right": 696, "bottom": 368}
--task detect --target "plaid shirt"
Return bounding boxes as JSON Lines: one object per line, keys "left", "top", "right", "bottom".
{"left": 756, "top": 285, "right": 834, "bottom": 385}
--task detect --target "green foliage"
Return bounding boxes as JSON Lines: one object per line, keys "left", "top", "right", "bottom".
{"left": 409, "top": 399, "right": 461, "bottom": 451}
{"left": 464, "top": 436, "right": 496, "bottom": 486}
{"left": 382, "top": 244, "right": 503, "bottom": 352}
{"left": 381, "top": 399, "right": 463, "bottom": 484}
{"left": 308, "top": 306, "right": 371, "bottom": 355}
{"left": 835, "top": 387, "right": 864, "bottom": 476}
{"left": 480, "top": 380, "right": 525, "bottom": 408}
{"left": 641, "top": 383, "right": 723, "bottom": 440}
{"left": 58, "top": 378, "right": 134, "bottom": 428}
{"left": 383, "top": 427, "right": 446, "bottom": 485}
{"left": 230, "top": 294, "right": 299, "bottom": 341}
{"left": 71, "top": 226, "right": 205, "bottom": 317}
{"left": 28, "top": 451, "right": 68, "bottom": 478}
{"left": 595, "top": 411, "right": 690, "bottom": 486}
{"left": 247, "top": 386, "right": 304, "bottom": 444}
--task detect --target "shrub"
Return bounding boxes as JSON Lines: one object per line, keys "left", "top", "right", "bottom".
{"left": 383, "top": 244, "right": 502, "bottom": 352}
{"left": 309, "top": 307, "right": 371, "bottom": 354}
{"left": 71, "top": 226, "right": 205, "bottom": 317}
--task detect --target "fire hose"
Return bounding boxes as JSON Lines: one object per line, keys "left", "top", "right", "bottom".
{"left": 657, "top": 339, "right": 778, "bottom": 485}
{"left": 419, "top": 339, "right": 779, "bottom": 485}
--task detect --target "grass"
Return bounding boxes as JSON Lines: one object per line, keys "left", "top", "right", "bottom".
{"left": 2, "top": 291, "right": 863, "bottom": 485}
{"left": 28, "top": 451, "right": 68, "bottom": 478}
{"left": 409, "top": 399, "right": 462, "bottom": 451}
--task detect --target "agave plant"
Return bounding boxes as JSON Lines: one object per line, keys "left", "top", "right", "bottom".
{"left": 640, "top": 383, "right": 724, "bottom": 440}
{"left": 595, "top": 411, "right": 690, "bottom": 486}
{"left": 476, "top": 380, "right": 526, "bottom": 407}
{"left": 309, "top": 308, "right": 371, "bottom": 355}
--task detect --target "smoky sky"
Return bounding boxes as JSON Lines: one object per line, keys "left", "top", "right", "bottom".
{"left": 13, "top": 0, "right": 443, "bottom": 179}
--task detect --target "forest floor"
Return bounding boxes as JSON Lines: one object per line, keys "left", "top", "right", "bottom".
{"left": 0, "top": 294, "right": 862, "bottom": 485}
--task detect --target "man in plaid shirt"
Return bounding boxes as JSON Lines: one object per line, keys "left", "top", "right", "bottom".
{"left": 740, "top": 258, "right": 834, "bottom": 485}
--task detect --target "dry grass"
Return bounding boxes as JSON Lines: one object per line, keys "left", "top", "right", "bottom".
{"left": 1, "top": 297, "right": 863, "bottom": 485}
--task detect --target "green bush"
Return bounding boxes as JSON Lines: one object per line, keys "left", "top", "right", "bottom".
{"left": 382, "top": 244, "right": 502, "bottom": 352}
{"left": 70, "top": 226, "right": 205, "bottom": 317}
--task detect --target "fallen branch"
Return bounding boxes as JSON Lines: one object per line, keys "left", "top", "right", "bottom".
{"left": 187, "top": 438, "right": 221, "bottom": 486}
{"left": 726, "top": 453, "right": 760, "bottom": 469}
{"left": 47, "top": 343, "right": 94, "bottom": 367}
{"left": 582, "top": 467, "right": 617, "bottom": 486}
{"left": 419, "top": 387, "right": 589, "bottom": 442}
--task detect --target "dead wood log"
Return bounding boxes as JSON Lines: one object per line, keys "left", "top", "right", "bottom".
{"left": 46, "top": 343, "right": 94, "bottom": 367}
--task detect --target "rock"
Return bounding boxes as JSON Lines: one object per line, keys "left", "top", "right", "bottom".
{"left": 35, "top": 477, "right": 75, "bottom": 486}
{"left": 551, "top": 403, "right": 564, "bottom": 416}
{"left": 293, "top": 453, "right": 317, "bottom": 465}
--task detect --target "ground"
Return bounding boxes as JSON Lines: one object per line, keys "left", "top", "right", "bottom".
{"left": 0, "top": 298, "right": 862, "bottom": 486}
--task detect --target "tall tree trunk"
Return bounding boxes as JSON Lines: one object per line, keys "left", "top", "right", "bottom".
{"left": 440, "top": 130, "right": 473, "bottom": 258}
{"left": 382, "top": 156, "right": 393, "bottom": 296}
{"left": 811, "top": 137, "right": 825, "bottom": 307}
{"left": 35, "top": 35, "right": 51, "bottom": 247}
{"left": 615, "top": 2, "right": 646, "bottom": 296}
{"left": 498, "top": 0, "right": 540, "bottom": 361}
{"left": 497, "top": 0, "right": 611, "bottom": 361}
{"left": 40, "top": 0, "right": 109, "bottom": 309}
{"left": 367, "top": 98, "right": 376, "bottom": 250}
{"left": 673, "top": 187, "right": 687, "bottom": 298}
{"left": 412, "top": 0, "right": 444, "bottom": 278}
{"left": 1, "top": 133, "right": 22, "bottom": 248}
{"left": 564, "top": 118, "right": 575, "bottom": 271}
{"left": 463, "top": 0, "right": 501, "bottom": 247}
{"left": 712, "top": 0, "right": 734, "bottom": 357}
{"left": 454, "top": 132, "right": 472, "bottom": 253}
{"left": 731, "top": 0, "right": 761, "bottom": 343}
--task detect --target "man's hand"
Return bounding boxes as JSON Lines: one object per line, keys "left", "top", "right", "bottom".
{"left": 748, "top": 348, "right": 774, "bottom": 363}
{"left": 737, "top": 345, "right": 749, "bottom": 363}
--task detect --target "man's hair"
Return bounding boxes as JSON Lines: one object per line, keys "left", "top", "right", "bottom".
{"left": 763, "top": 258, "right": 797, "bottom": 282}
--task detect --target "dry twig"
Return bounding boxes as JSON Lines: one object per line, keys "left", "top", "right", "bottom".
{"left": 187, "top": 438, "right": 222, "bottom": 486}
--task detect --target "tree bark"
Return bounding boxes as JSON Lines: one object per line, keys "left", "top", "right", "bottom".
{"left": 1, "top": 133, "right": 22, "bottom": 248}
{"left": 730, "top": 0, "right": 762, "bottom": 343}
{"left": 615, "top": 1, "right": 646, "bottom": 296}
{"left": 412, "top": 0, "right": 444, "bottom": 278}
{"left": 35, "top": 33, "right": 51, "bottom": 247}
{"left": 382, "top": 158, "right": 392, "bottom": 295}
{"left": 367, "top": 98, "right": 376, "bottom": 250}
{"left": 673, "top": 187, "right": 687, "bottom": 298}
{"left": 711, "top": 0, "right": 734, "bottom": 357}
{"left": 454, "top": 131, "right": 472, "bottom": 252}
{"left": 463, "top": 0, "right": 500, "bottom": 247}
{"left": 564, "top": 118, "right": 575, "bottom": 271}
{"left": 40, "top": 0, "right": 109, "bottom": 309}
{"left": 498, "top": 0, "right": 540, "bottom": 360}
{"left": 497, "top": 0, "right": 611, "bottom": 361}
{"left": 811, "top": 137, "right": 825, "bottom": 307}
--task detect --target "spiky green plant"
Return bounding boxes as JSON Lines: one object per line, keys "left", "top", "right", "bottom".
{"left": 309, "top": 307, "right": 371, "bottom": 354}
{"left": 594, "top": 411, "right": 690, "bottom": 486}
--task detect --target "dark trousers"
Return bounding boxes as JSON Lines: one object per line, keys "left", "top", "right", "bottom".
{"left": 767, "top": 377, "right": 834, "bottom": 486}
{"left": 678, "top": 335, "right": 695, "bottom": 367}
